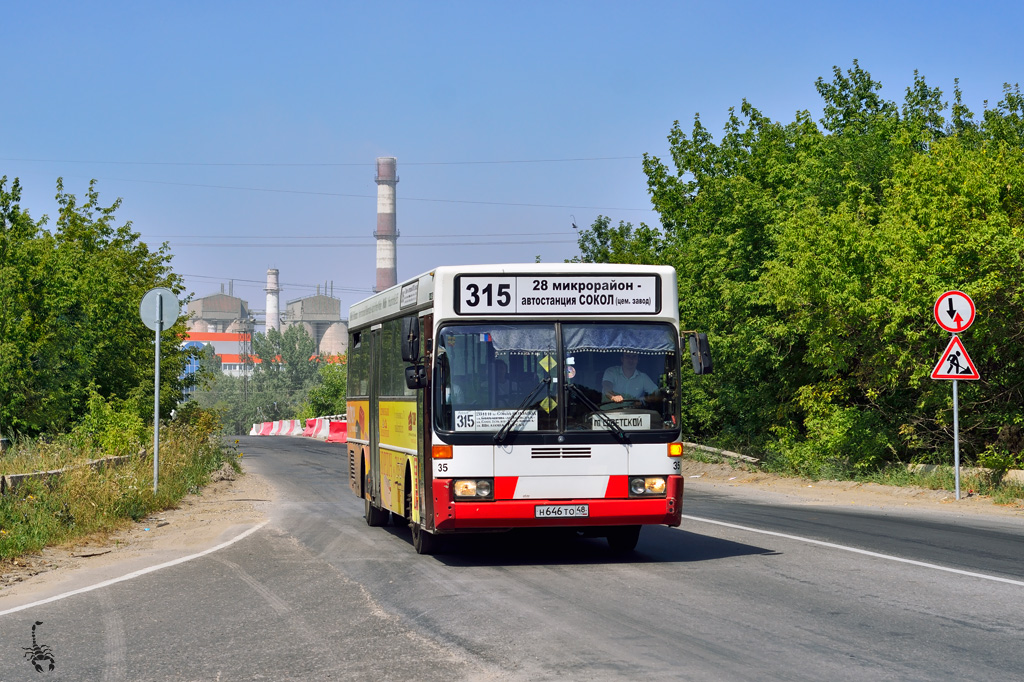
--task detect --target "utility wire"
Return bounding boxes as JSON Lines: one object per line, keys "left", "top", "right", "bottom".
{"left": 1, "top": 155, "right": 641, "bottom": 167}
{"left": 180, "top": 273, "right": 372, "bottom": 293}
{"left": 152, "top": 231, "right": 571, "bottom": 240}
{"left": 169, "top": 239, "right": 576, "bottom": 248}
{"left": 84, "top": 176, "right": 648, "bottom": 211}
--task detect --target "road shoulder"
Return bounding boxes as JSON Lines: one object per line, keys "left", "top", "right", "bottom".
{"left": 680, "top": 459, "right": 1024, "bottom": 518}
{"left": 0, "top": 464, "right": 274, "bottom": 610}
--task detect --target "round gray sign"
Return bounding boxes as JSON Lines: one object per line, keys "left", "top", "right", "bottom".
{"left": 140, "top": 287, "right": 180, "bottom": 331}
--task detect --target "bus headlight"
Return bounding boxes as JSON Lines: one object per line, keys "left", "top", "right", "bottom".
{"left": 454, "top": 479, "right": 494, "bottom": 500}
{"left": 629, "top": 476, "right": 666, "bottom": 497}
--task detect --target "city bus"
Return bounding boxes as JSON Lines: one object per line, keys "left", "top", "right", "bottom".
{"left": 346, "top": 263, "right": 712, "bottom": 554}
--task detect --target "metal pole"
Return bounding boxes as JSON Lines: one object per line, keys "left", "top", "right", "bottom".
{"left": 153, "top": 294, "right": 162, "bottom": 494}
{"left": 953, "top": 377, "right": 960, "bottom": 500}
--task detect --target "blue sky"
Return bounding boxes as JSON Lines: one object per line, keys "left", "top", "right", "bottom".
{"left": 3, "top": 1, "right": 1022, "bottom": 326}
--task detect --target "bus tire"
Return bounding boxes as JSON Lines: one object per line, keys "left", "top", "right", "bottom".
{"left": 406, "top": 480, "right": 439, "bottom": 554}
{"left": 411, "top": 523, "right": 438, "bottom": 555}
{"left": 364, "top": 498, "right": 390, "bottom": 527}
{"left": 606, "top": 525, "right": 641, "bottom": 553}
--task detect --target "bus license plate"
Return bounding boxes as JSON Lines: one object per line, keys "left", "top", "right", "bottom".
{"left": 534, "top": 504, "right": 589, "bottom": 518}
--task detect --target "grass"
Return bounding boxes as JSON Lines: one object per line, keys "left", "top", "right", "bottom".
{"left": 862, "top": 465, "right": 1024, "bottom": 506}
{"left": 0, "top": 410, "right": 239, "bottom": 561}
{"left": 688, "top": 445, "right": 1024, "bottom": 509}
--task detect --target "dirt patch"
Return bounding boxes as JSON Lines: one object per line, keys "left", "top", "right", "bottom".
{"left": 0, "top": 465, "right": 274, "bottom": 606}
{"left": 679, "top": 458, "right": 1024, "bottom": 517}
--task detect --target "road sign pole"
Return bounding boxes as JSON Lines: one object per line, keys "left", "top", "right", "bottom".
{"left": 140, "top": 287, "right": 179, "bottom": 496}
{"left": 931, "top": 290, "right": 980, "bottom": 502}
{"left": 153, "top": 294, "right": 162, "bottom": 494}
{"left": 952, "top": 378, "right": 960, "bottom": 501}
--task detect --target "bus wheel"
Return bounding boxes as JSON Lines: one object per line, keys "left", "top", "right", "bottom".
{"left": 405, "top": 481, "right": 438, "bottom": 554}
{"left": 606, "top": 525, "right": 641, "bottom": 553}
{"left": 411, "top": 523, "right": 437, "bottom": 555}
{"left": 364, "top": 498, "right": 390, "bottom": 527}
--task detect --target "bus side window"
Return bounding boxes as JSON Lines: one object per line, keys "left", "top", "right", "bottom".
{"left": 435, "top": 351, "right": 454, "bottom": 430}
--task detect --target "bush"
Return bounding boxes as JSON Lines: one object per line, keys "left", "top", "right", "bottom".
{"left": 0, "top": 404, "right": 235, "bottom": 560}
{"left": 70, "top": 388, "right": 148, "bottom": 458}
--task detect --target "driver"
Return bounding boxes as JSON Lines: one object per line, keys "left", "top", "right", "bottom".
{"left": 602, "top": 351, "right": 658, "bottom": 405}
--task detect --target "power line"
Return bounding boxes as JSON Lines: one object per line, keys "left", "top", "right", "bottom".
{"left": 180, "top": 273, "right": 373, "bottom": 293}
{"left": 169, "top": 239, "right": 576, "bottom": 248}
{"left": 86, "top": 176, "right": 649, "bottom": 211}
{"left": 1, "top": 155, "right": 641, "bottom": 167}
{"left": 153, "top": 231, "right": 572, "bottom": 240}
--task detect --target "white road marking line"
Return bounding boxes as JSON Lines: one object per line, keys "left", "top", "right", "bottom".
{"left": 682, "top": 515, "right": 1024, "bottom": 587}
{"left": 0, "top": 521, "right": 270, "bottom": 617}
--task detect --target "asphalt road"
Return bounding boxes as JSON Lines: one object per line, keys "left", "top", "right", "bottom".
{"left": 1, "top": 435, "right": 1022, "bottom": 681}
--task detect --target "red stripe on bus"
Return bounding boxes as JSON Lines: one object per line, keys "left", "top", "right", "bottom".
{"left": 432, "top": 475, "right": 683, "bottom": 531}
{"left": 604, "top": 475, "right": 628, "bottom": 498}
{"left": 494, "top": 476, "right": 519, "bottom": 500}
{"left": 432, "top": 478, "right": 454, "bottom": 530}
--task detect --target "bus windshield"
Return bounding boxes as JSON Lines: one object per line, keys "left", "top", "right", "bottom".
{"left": 434, "top": 321, "right": 680, "bottom": 437}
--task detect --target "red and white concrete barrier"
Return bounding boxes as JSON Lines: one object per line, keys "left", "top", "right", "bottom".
{"left": 326, "top": 420, "right": 347, "bottom": 443}
{"left": 310, "top": 419, "right": 330, "bottom": 440}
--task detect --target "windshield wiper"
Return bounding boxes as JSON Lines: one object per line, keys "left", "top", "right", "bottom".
{"left": 493, "top": 377, "right": 552, "bottom": 445}
{"left": 566, "top": 383, "right": 629, "bottom": 443}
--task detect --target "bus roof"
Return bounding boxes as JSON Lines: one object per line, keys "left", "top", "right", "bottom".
{"left": 348, "top": 263, "right": 678, "bottom": 329}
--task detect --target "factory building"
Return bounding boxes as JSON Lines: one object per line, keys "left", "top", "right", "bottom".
{"left": 186, "top": 286, "right": 251, "bottom": 334}
{"left": 283, "top": 287, "right": 348, "bottom": 357}
{"left": 185, "top": 286, "right": 256, "bottom": 377}
{"left": 185, "top": 280, "right": 346, "bottom": 375}
{"left": 183, "top": 154, "right": 394, "bottom": 372}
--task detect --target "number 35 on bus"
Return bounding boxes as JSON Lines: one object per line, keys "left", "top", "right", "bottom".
{"left": 345, "top": 263, "right": 712, "bottom": 554}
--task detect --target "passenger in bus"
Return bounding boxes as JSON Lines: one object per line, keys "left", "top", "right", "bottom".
{"left": 602, "top": 351, "right": 659, "bottom": 406}
{"left": 493, "top": 359, "right": 528, "bottom": 408}
{"left": 448, "top": 378, "right": 467, "bottom": 406}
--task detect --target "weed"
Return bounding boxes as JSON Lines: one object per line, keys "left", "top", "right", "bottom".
{"left": 688, "top": 445, "right": 1024, "bottom": 508}
{"left": 0, "top": 405, "right": 233, "bottom": 561}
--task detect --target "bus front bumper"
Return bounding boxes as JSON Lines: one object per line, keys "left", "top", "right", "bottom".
{"left": 431, "top": 475, "right": 683, "bottom": 531}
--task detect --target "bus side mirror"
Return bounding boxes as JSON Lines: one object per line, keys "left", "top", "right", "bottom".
{"left": 405, "top": 365, "right": 427, "bottom": 390}
{"left": 688, "top": 333, "right": 713, "bottom": 375}
{"left": 401, "top": 315, "right": 420, "bottom": 363}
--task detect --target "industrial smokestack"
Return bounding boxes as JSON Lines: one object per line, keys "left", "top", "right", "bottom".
{"left": 374, "top": 157, "right": 399, "bottom": 291}
{"left": 265, "top": 268, "right": 280, "bottom": 333}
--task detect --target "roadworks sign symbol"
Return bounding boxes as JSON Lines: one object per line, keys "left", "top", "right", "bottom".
{"left": 931, "top": 336, "right": 980, "bottom": 380}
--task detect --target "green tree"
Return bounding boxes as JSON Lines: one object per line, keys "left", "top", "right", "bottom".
{"left": 0, "top": 177, "right": 46, "bottom": 435}
{"left": 198, "top": 343, "right": 223, "bottom": 379}
{"left": 0, "top": 177, "right": 194, "bottom": 437}
{"left": 300, "top": 357, "right": 348, "bottom": 418}
{"left": 576, "top": 63, "right": 1024, "bottom": 474}
{"left": 191, "top": 324, "right": 323, "bottom": 434}
{"left": 250, "top": 325, "right": 318, "bottom": 396}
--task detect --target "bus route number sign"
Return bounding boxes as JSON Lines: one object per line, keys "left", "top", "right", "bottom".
{"left": 455, "top": 274, "right": 660, "bottom": 315}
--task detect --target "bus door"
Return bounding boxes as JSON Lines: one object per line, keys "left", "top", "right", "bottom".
{"left": 419, "top": 314, "right": 434, "bottom": 529}
{"left": 368, "top": 326, "right": 382, "bottom": 505}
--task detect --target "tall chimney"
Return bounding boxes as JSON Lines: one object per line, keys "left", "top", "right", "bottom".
{"left": 374, "top": 157, "right": 399, "bottom": 291}
{"left": 265, "top": 268, "right": 280, "bottom": 333}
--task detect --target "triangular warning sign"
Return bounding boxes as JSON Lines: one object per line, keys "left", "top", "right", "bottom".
{"left": 931, "top": 336, "right": 980, "bottom": 380}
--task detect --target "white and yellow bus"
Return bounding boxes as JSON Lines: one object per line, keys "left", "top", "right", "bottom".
{"left": 346, "top": 263, "right": 711, "bottom": 554}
